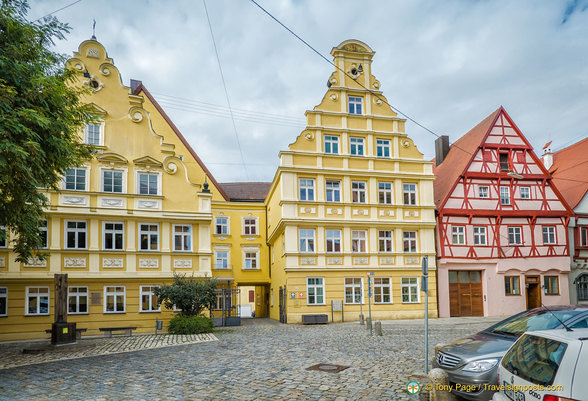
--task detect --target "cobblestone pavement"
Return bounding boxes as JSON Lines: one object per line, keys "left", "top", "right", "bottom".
{"left": 0, "top": 317, "right": 503, "bottom": 401}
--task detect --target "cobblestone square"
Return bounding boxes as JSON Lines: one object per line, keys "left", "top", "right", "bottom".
{"left": 0, "top": 317, "right": 501, "bottom": 400}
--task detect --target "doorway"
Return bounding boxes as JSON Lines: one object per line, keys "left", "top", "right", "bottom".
{"left": 525, "top": 275, "right": 541, "bottom": 309}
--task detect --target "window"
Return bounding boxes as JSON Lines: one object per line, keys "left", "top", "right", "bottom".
{"left": 505, "top": 276, "right": 520, "bottom": 295}
{"left": 378, "top": 230, "right": 393, "bottom": 253}
{"left": 403, "top": 231, "right": 417, "bottom": 253}
{"left": 244, "top": 251, "right": 258, "bottom": 269}
{"left": 215, "top": 217, "right": 229, "bottom": 235}
{"left": 478, "top": 186, "right": 489, "bottom": 198}
{"left": 508, "top": 226, "right": 522, "bottom": 245}
{"left": 26, "top": 287, "right": 50, "bottom": 315}
{"left": 542, "top": 226, "right": 556, "bottom": 244}
{"left": 0, "top": 226, "right": 6, "bottom": 248}
{"left": 85, "top": 123, "right": 101, "bottom": 145}
{"left": 215, "top": 251, "right": 229, "bottom": 269}
{"left": 307, "top": 277, "right": 325, "bottom": 305}
{"left": 173, "top": 224, "right": 192, "bottom": 251}
{"left": 348, "top": 96, "right": 363, "bottom": 114}
{"left": 500, "top": 186, "right": 510, "bottom": 205}
{"left": 544, "top": 276, "right": 559, "bottom": 295}
{"left": 299, "top": 229, "right": 315, "bottom": 253}
{"left": 351, "top": 230, "right": 367, "bottom": 253}
{"left": 376, "top": 139, "right": 391, "bottom": 158}
{"left": 499, "top": 153, "right": 509, "bottom": 171}
{"left": 325, "top": 229, "right": 341, "bottom": 253}
{"left": 325, "top": 180, "right": 341, "bottom": 202}
{"left": 64, "top": 168, "right": 86, "bottom": 191}
{"left": 344, "top": 278, "right": 363, "bottom": 304}
{"left": 520, "top": 187, "right": 530, "bottom": 200}
{"left": 378, "top": 182, "right": 393, "bottom": 204}
{"left": 103, "top": 222, "right": 124, "bottom": 251}
{"left": 104, "top": 286, "right": 125, "bottom": 313}
{"left": 140, "top": 286, "right": 160, "bottom": 312}
{"left": 452, "top": 226, "right": 466, "bottom": 245}
{"left": 139, "top": 223, "right": 159, "bottom": 251}
{"left": 102, "top": 170, "right": 123, "bottom": 193}
{"left": 473, "top": 226, "right": 487, "bottom": 245}
{"left": 68, "top": 286, "right": 88, "bottom": 314}
{"left": 39, "top": 220, "right": 48, "bottom": 249}
{"left": 324, "top": 135, "right": 339, "bottom": 154}
{"left": 374, "top": 278, "right": 391, "bottom": 304}
{"left": 65, "top": 221, "right": 87, "bottom": 249}
{"left": 350, "top": 137, "right": 365, "bottom": 156}
{"left": 403, "top": 183, "right": 417, "bottom": 205}
{"left": 580, "top": 227, "right": 588, "bottom": 247}
{"left": 243, "top": 218, "right": 257, "bottom": 235}
{"left": 0, "top": 288, "right": 7, "bottom": 317}
{"left": 299, "top": 178, "right": 315, "bottom": 201}
{"left": 138, "top": 173, "right": 158, "bottom": 195}
{"left": 351, "top": 181, "right": 366, "bottom": 203}
{"left": 401, "top": 278, "right": 419, "bottom": 303}
{"left": 577, "top": 274, "right": 588, "bottom": 301}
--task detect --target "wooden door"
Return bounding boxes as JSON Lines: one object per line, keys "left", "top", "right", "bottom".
{"left": 449, "top": 270, "right": 484, "bottom": 317}
{"left": 525, "top": 275, "right": 541, "bottom": 309}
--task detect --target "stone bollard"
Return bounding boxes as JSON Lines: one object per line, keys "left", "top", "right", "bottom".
{"left": 374, "top": 321, "right": 383, "bottom": 336}
{"left": 428, "top": 368, "right": 458, "bottom": 401}
{"left": 365, "top": 317, "right": 371, "bottom": 330}
{"left": 359, "top": 314, "right": 365, "bottom": 325}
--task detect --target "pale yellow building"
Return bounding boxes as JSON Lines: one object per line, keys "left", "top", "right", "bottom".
{"left": 266, "top": 40, "right": 438, "bottom": 323}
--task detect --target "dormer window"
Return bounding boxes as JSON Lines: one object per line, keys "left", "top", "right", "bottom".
{"left": 348, "top": 96, "right": 363, "bottom": 114}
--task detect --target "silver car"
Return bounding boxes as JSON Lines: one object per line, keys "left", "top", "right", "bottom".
{"left": 432, "top": 306, "right": 588, "bottom": 401}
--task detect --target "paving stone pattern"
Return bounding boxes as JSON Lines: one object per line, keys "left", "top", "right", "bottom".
{"left": 0, "top": 317, "right": 499, "bottom": 401}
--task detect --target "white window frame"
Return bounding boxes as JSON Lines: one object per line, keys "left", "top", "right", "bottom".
{"left": 104, "top": 286, "right": 126, "bottom": 313}
{"left": 243, "top": 250, "right": 259, "bottom": 270}
{"left": 0, "top": 287, "right": 7, "bottom": 317}
{"left": 350, "top": 137, "right": 365, "bottom": 156}
{"left": 65, "top": 220, "right": 87, "bottom": 250}
{"left": 478, "top": 185, "right": 489, "bottom": 198}
{"left": 243, "top": 217, "right": 258, "bottom": 236}
{"left": 140, "top": 285, "right": 161, "bottom": 312}
{"left": 39, "top": 220, "right": 48, "bottom": 249}
{"left": 103, "top": 221, "right": 124, "bottom": 251}
{"left": 26, "top": 286, "right": 50, "bottom": 316}
{"left": 173, "top": 224, "right": 192, "bottom": 252}
{"left": 351, "top": 230, "right": 367, "bottom": 253}
{"left": 85, "top": 122, "right": 103, "bottom": 145}
{"left": 214, "top": 250, "right": 230, "bottom": 269}
{"left": 401, "top": 277, "right": 420, "bottom": 304}
{"left": 325, "top": 229, "right": 341, "bottom": 253}
{"left": 508, "top": 226, "right": 522, "bottom": 245}
{"left": 325, "top": 180, "right": 341, "bottom": 203}
{"left": 137, "top": 172, "right": 159, "bottom": 196}
{"left": 403, "top": 183, "right": 417, "bottom": 206}
{"left": 376, "top": 139, "right": 391, "bottom": 158}
{"left": 344, "top": 277, "right": 363, "bottom": 304}
{"left": 403, "top": 231, "right": 418, "bottom": 253}
{"left": 351, "top": 181, "right": 367, "bottom": 203}
{"left": 68, "top": 286, "right": 89, "bottom": 315}
{"left": 299, "top": 229, "right": 315, "bottom": 253}
{"left": 520, "top": 186, "right": 530, "bottom": 200}
{"left": 473, "top": 226, "right": 487, "bottom": 245}
{"left": 139, "top": 223, "right": 159, "bottom": 251}
{"left": 452, "top": 226, "right": 466, "bottom": 245}
{"left": 307, "top": 277, "right": 325, "bottom": 305}
{"left": 64, "top": 167, "right": 87, "bottom": 191}
{"left": 324, "top": 135, "right": 340, "bottom": 154}
{"left": 378, "top": 182, "right": 393, "bottom": 204}
{"left": 102, "top": 169, "right": 124, "bottom": 193}
{"left": 0, "top": 226, "right": 6, "bottom": 248}
{"left": 348, "top": 96, "right": 363, "bottom": 114}
{"left": 500, "top": 186, "right": 511, "bottom": 205}
{"left": 373, "top": 277, "right": 392, "bottom": 304}
{"left": 299, "top": 178, "right": 315, "bottom": 201}
{"left": 378, "top": 230, "right": 393, "bottom": 253}
{"left": 215, "top": 216, "right": 229, "bottom": 235}
{"left": 542, "top": 226, "right": 556, "bottom": 245}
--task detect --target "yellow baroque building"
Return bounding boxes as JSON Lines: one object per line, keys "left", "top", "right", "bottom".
{"left": 266, "top": 40, "right": 438, "bottom": 323}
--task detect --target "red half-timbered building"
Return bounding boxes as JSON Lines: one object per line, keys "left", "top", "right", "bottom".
{"left": 434, "top": 107, "right": 572, "bottom": 317}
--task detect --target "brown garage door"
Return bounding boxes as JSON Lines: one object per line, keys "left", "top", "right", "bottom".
{"left": 449, "top": 270, "right": 483, "bottom": 317}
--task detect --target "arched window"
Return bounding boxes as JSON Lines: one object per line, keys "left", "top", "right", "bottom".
{"left": 577, "top": 274, "right": 588, "bottom": 302}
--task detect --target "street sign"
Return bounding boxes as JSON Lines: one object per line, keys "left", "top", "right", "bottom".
{"left": 422, "top": 255, "right": 428, "bottom": 275}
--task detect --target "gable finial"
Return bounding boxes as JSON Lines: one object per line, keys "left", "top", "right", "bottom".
{"left": 91, "top": 19, "right": 96, "bottom": 40}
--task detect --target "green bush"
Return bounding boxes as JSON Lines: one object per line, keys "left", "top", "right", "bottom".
{"left": 168, "top": 315, "right": 214, "bottom": 335}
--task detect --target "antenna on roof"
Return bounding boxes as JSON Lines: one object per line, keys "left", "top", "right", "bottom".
{"left": 542, "top": 303, "right": 573, "bottom": 332}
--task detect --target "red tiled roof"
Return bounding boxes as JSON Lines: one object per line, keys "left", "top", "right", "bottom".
{"left": 550, "top": 137, "right": 588, "bottom": 210}
{"left": 220, "top": 182, "right": 271, "bottom": 201}
{"left": 433, "top": 108, "right": 502, "bottom": 207}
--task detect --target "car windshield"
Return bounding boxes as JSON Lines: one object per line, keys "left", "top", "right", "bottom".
{"left": 490, "top": 310, "right": 580, "bottom": 337}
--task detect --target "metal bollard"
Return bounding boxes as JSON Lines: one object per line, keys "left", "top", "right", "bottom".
{"left": 374, "top": 321, "right": 382, "bottom": 336}
{"left": 359, "top": 313, "right": 365, "bottom": 325}
{"left": 428, "top": 368, "right": 458, "bottom": 401}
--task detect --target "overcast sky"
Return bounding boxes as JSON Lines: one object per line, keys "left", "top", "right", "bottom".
{"left": 29, "top": 0, "right": 588, "bottom": 183}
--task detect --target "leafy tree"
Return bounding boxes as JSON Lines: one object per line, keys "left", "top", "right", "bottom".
{"left": 0, "top": 0, "right": 93, "bottom": 261}
{"left": 155, "top": 274, "right": 218, "bottom": 317}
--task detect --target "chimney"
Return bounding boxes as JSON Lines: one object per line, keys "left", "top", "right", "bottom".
{"left": 435, "top": 135, "right": 450, "bottom": 166}
{"left": 542, "top": 141, "right": 553, "bottom": 170}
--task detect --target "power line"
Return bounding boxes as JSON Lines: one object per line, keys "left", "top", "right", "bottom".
{"left": 202, "top": 0, "right": 249, "bottom": 180}
{"left": 34, "top": 0, "right": 83, "bottom": 22}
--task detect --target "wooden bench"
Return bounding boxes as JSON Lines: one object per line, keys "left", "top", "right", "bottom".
{"left": 99, "top": 326, "right": 137, "bottom": 337}
{"left": 45, "top": 328, "right": 87, "bottom": 340}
